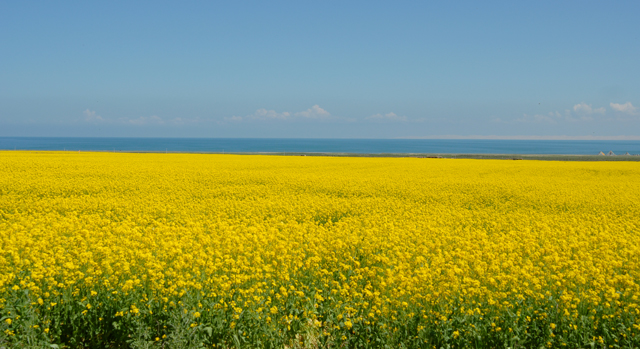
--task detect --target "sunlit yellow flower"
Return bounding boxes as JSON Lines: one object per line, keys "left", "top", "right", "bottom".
{"left": 1, "top": 151, "right": 639, "bottom": 347}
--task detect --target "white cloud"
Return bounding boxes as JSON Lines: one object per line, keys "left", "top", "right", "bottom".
{"left": 573, "top": 102, "right": 605, "bottom": 115}
{"left": 227, "top": 105, "right": 335, "bottom": 122}
{"left": 294, "top": 105, "right": 331, "bottom": 119}
{"left": 516, "top": 113, "right": 557, "bottom": 124}
{"left": 121, "top": 115, "right": 165, "bottom": 125}
{"left": 224, "top": 115, "right": 244, "bottom": 122}
{"left": 500, "top": 102, "right": 606, "bottom": 124}
{"left": 231, "top": 108, "right": 292, "bottom": 121}
{"left": 169, "top": 117, "right": 203, "bottom": 125}
{"left": 610, "top": 102, "right": 637, "bottom": 114}
{"left": 83, "top": 109, "right": 176, "bottom": 125}
{"left": 83, "top": 109, "right": 104, "bottom": 122}
{"left": 365, "top": 112, "right": 408, "bottom": 122}
{"left": 560, "top": 109, "right": 593, "bottom": 122}
{"left": 252, "top": 108, "right": 292, "bottom": 120}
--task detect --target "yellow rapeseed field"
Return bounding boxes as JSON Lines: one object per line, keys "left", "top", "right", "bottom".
{"left": 1, "top": 151, "right": 639, "bottom": 348}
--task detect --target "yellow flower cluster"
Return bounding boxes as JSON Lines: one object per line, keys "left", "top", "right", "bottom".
{"left": 1, "top": 151, "right": 639, "bottom": 347}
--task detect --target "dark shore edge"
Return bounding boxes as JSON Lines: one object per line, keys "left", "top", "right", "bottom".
{"left": 200, "top": 152, "right": 640, "bottom": 161}
{"left": 235, "top": 152, "right": 640, "bottom": 161}
{"left": 4, "top": 150, "right": 640, "bottom": 161}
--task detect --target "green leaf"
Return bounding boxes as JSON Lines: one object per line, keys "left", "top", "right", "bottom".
{"left": 232, "top": 334, "right": 241, "bottom": 348}
{"left": 204, "top": 326, "right": 212, "bottom": 336}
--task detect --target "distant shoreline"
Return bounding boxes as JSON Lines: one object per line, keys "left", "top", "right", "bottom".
{"left": 3, "top": 138, "right": 640, "bottom": 156}
{"left": 4, "top": 149, "right": 640, "bottom": 161}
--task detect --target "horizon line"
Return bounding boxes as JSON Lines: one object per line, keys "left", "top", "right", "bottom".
{"left": 397, "top": 135, "right": 640, "bottom": 141}
{"left": 2, "top": 135, "right": 640, "bottom": 141}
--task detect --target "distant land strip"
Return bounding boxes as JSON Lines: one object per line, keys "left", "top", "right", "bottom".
{"left": 6, "top": 150, "right": 640, "bottom": 161}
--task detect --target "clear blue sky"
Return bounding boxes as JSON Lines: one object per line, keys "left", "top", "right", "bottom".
{"left": 1, "top": 1, "right": 639, "bottom": 139}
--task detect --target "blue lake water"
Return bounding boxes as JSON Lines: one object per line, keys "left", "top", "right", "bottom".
{"left": 1, "top": 137, "right": 640, "bottom": 155}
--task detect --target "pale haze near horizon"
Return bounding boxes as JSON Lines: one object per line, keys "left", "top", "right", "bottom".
{"left": 1, "top": 1, "right": 639, "bottom": 139}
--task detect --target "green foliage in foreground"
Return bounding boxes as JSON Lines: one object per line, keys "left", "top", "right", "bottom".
{"left": 1, "top": 288, "right": 638, "bottom": 349}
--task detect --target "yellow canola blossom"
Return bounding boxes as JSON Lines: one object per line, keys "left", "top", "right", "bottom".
{"left": 1, "top": 151, "right": 639, "bottom": 348}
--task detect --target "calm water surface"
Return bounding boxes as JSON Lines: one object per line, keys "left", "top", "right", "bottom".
{"left": 1, "top": 137, "right": 640, "bottom": 155}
